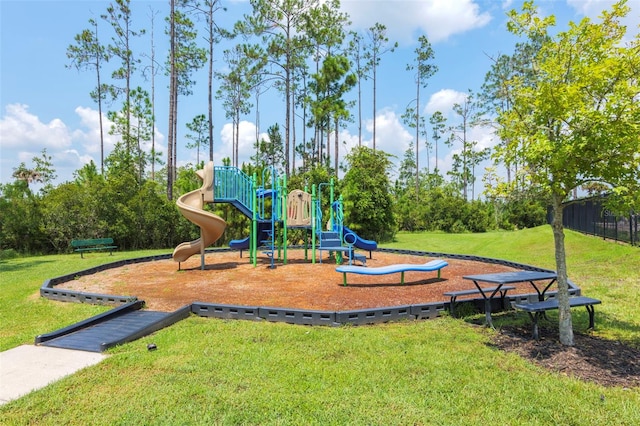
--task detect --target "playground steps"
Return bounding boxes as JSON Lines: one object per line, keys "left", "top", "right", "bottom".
{"left": 260, "top": 229, "right": 275, "bottom": 258}
{"left": 318, "top": 232, "right": 366, "bottom": 265}
{"left": 35, "top": 301, "right": 190, "bottom": 353}
{"left": 320, "top": 231, "right": 342, "bottom": 248}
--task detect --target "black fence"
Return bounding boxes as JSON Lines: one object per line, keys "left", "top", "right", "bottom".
{"left": 548, "top": 197, "right": 638, "bottom": 246}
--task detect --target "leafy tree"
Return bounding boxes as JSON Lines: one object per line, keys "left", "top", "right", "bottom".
{"left": 107, "top": 87, "right": 153, "bottom": 183}
{"left": 129, "top": 87, "right": 154, "bottom": 181}
{"left": 185, "top": 114, "right": 210, "bottom": 165}
{"left": 497, "top": 0, "right": 640, "bottom": 345}
{"left": 167, "top": 0, "right": 178, "bottom": 199}
{"left": 252, "top": 124, "right": 286, "bottom": 174}
{"left": 216, "top": 43, "right": 266, "bottom": 167}
{"left": 395, "top": 144, "right": 417, "bottom": 194}
{"left": 166, "top": 0, "right": 207, "bottom": 199}
{"left": 340, "top": 146, "right": 396, "bottom": 242}
{"left": 447, "top": 90, "right": 489, "bottom": 201}
{"left": 191, "top": 0, "right": 228, "bottom": 162}
{"left": 308, "top": 54, "right": 356, "bottom": 174}
{"left": 346, "top": 30, "right": 371, "bottom": 147}
{"left": 0, "top": 179, "right": 44, "bottom": 253}
{"left": 102, "top": 0, "right": 144, "bottom": 155}
{"left": 143, "top": 7, "right": 161, "bottom": 181}
{"left": 394, "top": 144, "right": 425, "bottom": 231}
{"left": 429, "top": 111, "right": 447, "bottom": 173}
{"left": 67, "top": 18, "right": 111, "bottom": 174}
{"left": 74, "top": 160, "right": 103, "bottom": 186}
{"left": 10, "top": 149, "right": 57, "bottom": 195}
{"left": 405, "top": 34, "right": 437, "bottom": 189}
{"left": 302, "top": 0, "right": 349, "bottom": 166}
{"left": 363, "top": 23, "right": 397, "bottom": 150}
{"left": 482, "top": 27, "right": 544, "bottom": 189}
{"left": 41, "top": 182, "right": 99, "bottom": 251}
{"left": 239, "top": 0, "right": 315, "bottom": 177}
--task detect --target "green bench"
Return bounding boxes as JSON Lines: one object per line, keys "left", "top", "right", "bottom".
{"left": 71, "top": 238, "right": 118, "bottom": 258}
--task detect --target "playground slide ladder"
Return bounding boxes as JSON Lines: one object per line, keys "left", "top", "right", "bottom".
{"left": 213, "top": 166, "right": 254, "bottom": 217}
{"left": 214, "top": 165, "right": 282, "bottom": 267}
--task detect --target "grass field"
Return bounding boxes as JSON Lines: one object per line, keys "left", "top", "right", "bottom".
{"left": 1, "top": 226, "right": 639, "bottom": 424}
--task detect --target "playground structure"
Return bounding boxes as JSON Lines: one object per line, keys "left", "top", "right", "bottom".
{"left": 172, "top": 163, "right": 226, "bottom": 268}
{"left": 173, "top": 161, "right": 377, "bottom": 269}
{"left": 32, "top": 166, "right": 589, "bottom": 354}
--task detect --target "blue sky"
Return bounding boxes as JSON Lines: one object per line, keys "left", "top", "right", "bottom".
{"left": 1, "top": 0, "right": 638, "bottom": 193}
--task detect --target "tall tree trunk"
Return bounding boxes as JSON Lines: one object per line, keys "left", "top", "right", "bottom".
{"left": 235, "top": 114, "right": 240, "bottom": 168}
{"left": 208, "top": 15, "right": 214, "bottom": 162}
{"left": 124, "top": 10, "right": 132, "bottom": 156}
{"left": 372, "top": 57, "right": 377, "bottom": 151}
{"left": 150, "top": 8, "right": 157, "bottom": 180}
{"left": 292, "top": 89, "right": 296, "bottom": 173}
{"left": 284, "top": 19, "right": 291, "bottom": 179}
{"left": 173, "top": 95, "right": 178, "bottom": 182}
{"left": 552, "top": 192, "right": 574, "bottom": 346}
{"left": 97, "top": 77, "right": 105, "bottom": 176}
{"left": 415, "top": 74, "right": 420, "bottom": 199}
{"left": 167, "top": 0, "right": 176, "bottom": 200}
{"left": 358, "top": 72, "right": 362, "bottom": 146}
{"left": 325, "top": 125, "right": 330, "bottom": 168}
{"left": 334, "top": 117, "right": 339, "bottom": 174}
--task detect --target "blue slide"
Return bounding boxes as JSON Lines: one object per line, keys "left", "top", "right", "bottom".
{"left": 229, "top": 236, "right": 250, "bottom": 250}
{"left": 229, "top": 221, "right": 272, "bottom": 251}
{"left": 340, "top": 225, "right": 378, "bottom": 252}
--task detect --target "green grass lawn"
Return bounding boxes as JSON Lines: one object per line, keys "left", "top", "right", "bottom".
{"left": 1, "top": 227, "right": 639, "bottom": 425}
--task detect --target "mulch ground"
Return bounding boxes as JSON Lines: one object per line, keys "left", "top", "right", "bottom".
{"left": 60, "top": 249, "right": 640, "bottom": 388}
{"left": 492, "top": 326, "right": 640, "bottom": 388}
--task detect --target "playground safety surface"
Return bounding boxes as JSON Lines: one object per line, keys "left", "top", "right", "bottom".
{"left": 60, "top": 250, "right": 521, "bottom": 312}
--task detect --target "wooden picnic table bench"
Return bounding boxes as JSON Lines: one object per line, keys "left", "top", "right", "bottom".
{"left": 71, "top": 238, "right": 117, "bottom": 258}
{"left": 335, "top": 259, "right": 448, "bottom": 286}
{"left": 514, "top": 296, "right": 601, "bottom": 340}
{"left": 444, "top": 286, "right": 515, "bottom": 318}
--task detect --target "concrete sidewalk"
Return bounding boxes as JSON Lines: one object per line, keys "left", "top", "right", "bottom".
{"left": 0, "top": 345, "right": 106, "bottom": 406}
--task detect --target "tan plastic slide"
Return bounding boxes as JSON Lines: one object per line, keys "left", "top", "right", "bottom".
{"left": 172, "top": 162, "right": 227, "bottom": 263}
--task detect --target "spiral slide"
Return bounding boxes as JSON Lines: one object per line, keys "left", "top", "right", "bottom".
{"left": 173, "top": 163, "right": 227, "bottom": 263}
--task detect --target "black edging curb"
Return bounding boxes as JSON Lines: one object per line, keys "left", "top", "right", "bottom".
{"left": 39, "top": 248, "right": 581, "bottom": 327}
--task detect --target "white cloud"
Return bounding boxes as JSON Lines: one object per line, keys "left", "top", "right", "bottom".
{"left": 0, "top": 104, "right": 172, "bottom": 185}
{"left": 567, "top": 0, "right": 640, "bottom": 36}
{"left": 0, "top": 103, "right": 71, "bottom": 149}
{"left": 342, "top": 0, "right": 492, "bottom": 44}
{"left": 425, "top": 89, "right": 469, "bottom": 115}
{"left": 366, "top": 108, "right": 413, "bottom": 159}
{"left": 501, "top": 0, "right": 514, "bottom": 10}
{"left": 55, "top": 149, "right": 94, "bottom": 169}
{"left": 567, "top": 0, "right": 613, "bottom": 16}
{"left": 218, "top": 121, "right": 266, "bottom": 166}
{"left": 72, "top": 106, "right": 119, "bottom": 156}
{"left": 338, "top": 129, "right": 361, "bottom": 157}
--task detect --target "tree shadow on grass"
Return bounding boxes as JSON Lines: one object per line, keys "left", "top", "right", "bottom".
{"left": 0, "top": 258, "right": 56, "bottom": 273}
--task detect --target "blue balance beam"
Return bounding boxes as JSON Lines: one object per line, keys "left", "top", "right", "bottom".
{"left": 336, "top": 259, "right": 448, "bottom": 286}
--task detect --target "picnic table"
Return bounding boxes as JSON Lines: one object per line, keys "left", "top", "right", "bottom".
{"left": 462, "top": 271, "right": 558, "bottom": 328}
{"left": 514, "top": 296, "right": 601, "bottom": 339}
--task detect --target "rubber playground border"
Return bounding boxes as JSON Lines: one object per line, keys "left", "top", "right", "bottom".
{"left": 39, "top": 247, "right": 582, "bottom": 327}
